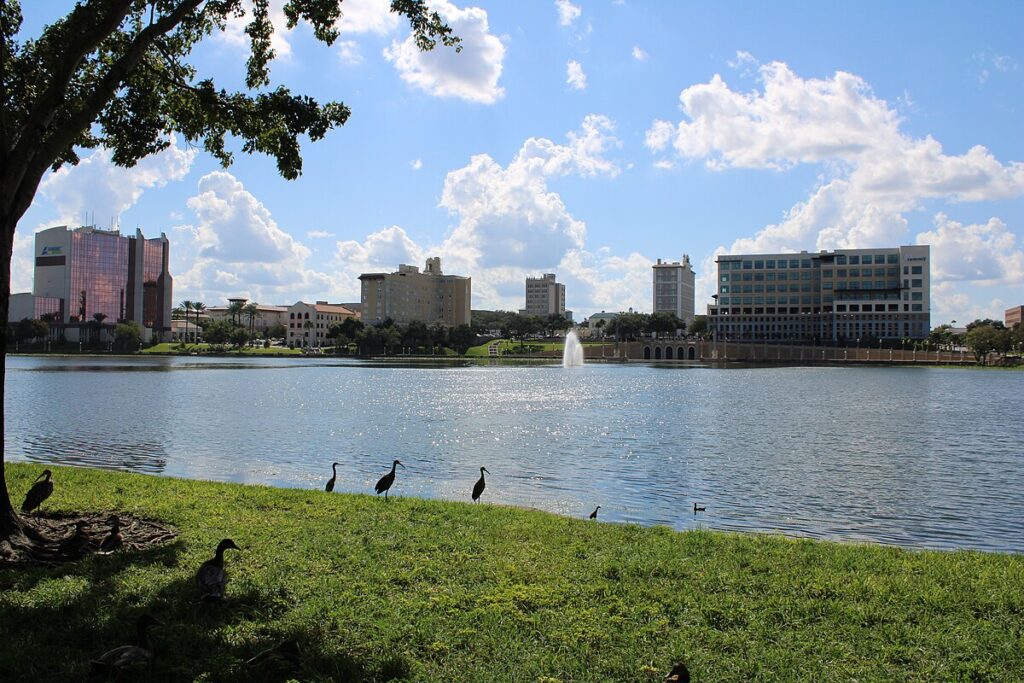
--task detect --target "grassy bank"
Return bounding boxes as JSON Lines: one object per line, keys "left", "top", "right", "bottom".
{"left": 142, "top": 342, "right": 303, "bottom": 356}
{"left": 2, "top": 464, "right": 1022, "bottom": 682}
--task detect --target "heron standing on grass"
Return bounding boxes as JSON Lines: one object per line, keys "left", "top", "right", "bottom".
{"left": 21, "top": 469, "right": 53, "bottom": 513}
{"left": 471, "top": 467, "right": 490, "bottom": 502}
{"left": 375, "top": 460, "right": 405, "bottom": 500}
{"left": 325, "top": 462, "right": 340, "bottom": 492}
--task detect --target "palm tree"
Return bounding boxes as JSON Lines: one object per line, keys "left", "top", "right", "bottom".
{"left": 91, "top": 312, "right": 107, "bottom": 347}
{"left": 303, "top": 319, "right": 314, "bottom": 348}
{"left": 192, "top": 302, "right": 206, "bottom": 344}
{"left": 179, "top": 300, "right": 194, "bottom": 343}
{"left": 227, "top": 300, "right": 245, "bottom": 327}
{"left": 243, "top": 303, "right": 261, "bottom": 345}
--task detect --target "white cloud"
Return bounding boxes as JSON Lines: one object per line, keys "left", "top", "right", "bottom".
{"left": 566, "top": 60, "right": 587, "bottom": 90}
{"left": 217, "top": 0, "right": 294, "bottom": 61}
{"left": 37, "top": 135, "right": 196, "bottom": 227}
{"left": 649, "top": 59, "right": 1024, "bottom": 319}
{"left": 916, "top": 213, "right": 1024, "bottom": 286}
{"left": 631, "top": 45, "right": 648, "bottom": 61}
{"left": 307, "top": 230, "right": 335, "bottom": 239}
{"left": 383, "top": 0, "right": 505, "bottom": 104}
{"left": 410, "top": 158, "right": 423, "bottom": 170}
{"left": 336, "top": 40, "right": 363, "bottom": 65}
{"left": 726, "top": 49, "right": 758, "bottom": 75}
{"left": 337, "top": 0, "right": 400, "bottom": 35}
{"left": 555, "top": 0, "right": 581, "bottom": 27}
{"left": 653, "top": 160, "right": 675, "bottom": 170}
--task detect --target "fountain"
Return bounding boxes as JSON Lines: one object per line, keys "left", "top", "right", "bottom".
{"left": 562, "top": 330, "right": 584, "bottom": 367}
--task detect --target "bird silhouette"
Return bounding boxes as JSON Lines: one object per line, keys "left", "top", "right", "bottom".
{"left": 89, "top": 613, "right": 161, "bottom": 675}
{"left": 98, "top": 515, "right": 123, "bottom": 553}
{"left": 196, "top": 538, "right": 241, "bottom": 601}
{"left": 472, "top": 467, "right": 489, "bottom": 502}
{"left": 664, "top": 661, "right": 690, "bottom": 682}
{"left": 325, "top": 462, "right": 340, "bottom": 492}
{"left": 60, "top": 520, "right": 92, "bottom": 555}
{"left": 693, "top": 503, "right": 706, "bottom": 514}
{"left": 374, "top": 460, "right": 404, "bottom": 501}
{"left": 590, "top": 506, "right": 601, "bottom": 520}
{"left": 21, "top": 469, "right": 53, "bottom": 513}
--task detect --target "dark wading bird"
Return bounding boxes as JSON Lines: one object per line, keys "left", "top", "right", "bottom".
{"left": 693, "top": 503, "right": 706, "bottom": 514}
{"left": 472, "top": 467, "right": 490, "bottom": 502}
{"left": 21, "top": 469, "right": 53, "bottom": 513}
{"left": 89, "top": 613, "right": 162, "bottom": 676}
{"left": 590, "top": 506, "right": 601, "bottom": 520}
{"left": 664, "top": 661, "right": 690, "bottom": 683}
{"left": 99, "top": 515, "right": 123, "bottom": 553}
{"left": 197, "top": 538, "right": 241, "bottom": 601}
{"left": 374, "top": 460, "right": 405, "bottom": 501}
{"left": 325, "top": 462, "right": 340, "bottom": 492}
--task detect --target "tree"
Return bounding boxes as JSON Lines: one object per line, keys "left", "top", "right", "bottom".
{"left": 229, "top": 326, "right": 249, "bottom": 349}
{"left": 227, "top": 300, "right": 246, "bottom": 326}
{"left": 965, "top": 324, "right": 1009, "bottom": 363}
{"left": 0, "top": 1, "right": 459, "bottom": 552}
{"left": 303, "top": 319, "right": 314, "bottom": 348}
{"left": 243, "top": 303, "right": 261, "bottom": 344}
{"left": 90, "top": 312, "right": 108, "bottom": 347}
{"left": 191, "top": 302, "right": 206, "bottom": 343}
{"left": 13, "top": 317, "right": 48, "bottom": 347}
{"left": 448, "top": 324, "right": 475, "bottom": 354}
{"left": 687, "top": 315, "right": 708, "bottom": 338}
{"left": 113, "top": 321, "right": 142, "bottom": 350}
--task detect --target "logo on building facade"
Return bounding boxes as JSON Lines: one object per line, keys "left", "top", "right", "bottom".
{"left": 40, "top": 246, "right": 63, "bottom": 256}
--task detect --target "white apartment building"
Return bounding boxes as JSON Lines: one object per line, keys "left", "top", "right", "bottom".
{"left": 287, "top": 301, "right": 359, "bottom": 348}
{"left": 652, "top": 255, "right": 695, "bottom": 328}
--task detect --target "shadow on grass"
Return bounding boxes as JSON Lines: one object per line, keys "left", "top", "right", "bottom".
{"left": 0, "top": 539, "right": 415, "bottom": 682}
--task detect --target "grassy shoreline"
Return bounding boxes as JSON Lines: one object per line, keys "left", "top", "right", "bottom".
{"left": 2, "top": 463, "right": 1023, "bottom": 681}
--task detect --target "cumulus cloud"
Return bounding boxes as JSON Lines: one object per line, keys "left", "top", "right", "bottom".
{"left": 410, "top": 158, "right": 423, "bottom": 170}
{"left": 338, "top": 0, "right": 400, "bottom": 35}
{"left": 566, "top": 60, "right": 587, "bottom": 90}
{"left": 172, "top": 171, "right": 336, "bottom": 304}
{"left": 336, "top": 40, "right": 363, "bottom": 64}
{"left": 632, "top": 45, "right": 648, "bottom": 61}
{"left": 37, "top": 135, "right": 196, "bottom": 227}
{"left": 555, "top": 0, "right": 581, "bottom": 26}
{"left": 917, "top": 214, "right": 1024, "bottom": 285}
{"left": 307, "top": 230, "right": 335, "bottom": 239}
{"left": 383, "top": 0, "right": 505, "bottom": 104}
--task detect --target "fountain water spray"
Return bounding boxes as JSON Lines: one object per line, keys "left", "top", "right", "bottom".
{"left": 563, "top": 330, "right": 584, "bottom": 367}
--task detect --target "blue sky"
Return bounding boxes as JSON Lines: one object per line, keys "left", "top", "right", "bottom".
{"left": 14, "top": 0, "right": 1024, "bottom": 322}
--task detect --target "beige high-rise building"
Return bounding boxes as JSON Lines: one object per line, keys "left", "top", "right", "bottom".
{"left": 359, "top": 257, "right": 471, "bottom": 327}
{"left": 522, "top": 274, "right": 565, "bottom": 317}
{"left": 652, "top": 255, "right": 695, "bottom": 328}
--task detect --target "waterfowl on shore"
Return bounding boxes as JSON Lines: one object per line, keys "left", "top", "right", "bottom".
{"left": 693, "top": 503, "right": 706, "bottom": 514}
{"left": 590, "top": 506, "right": 601, "bottom": 520}
{"left": 60, "top": 520, "right": 92, "bottom": 555}
{"left": 374, "top": 460, "right": 404, "bottom": 501}
{"left": 472, "top": 467, "right": 489, "bottom": 502}
{"left": 20, "top": 469, "right": 53, "bottom": 513}
{"left": 325, "top": 462, "right": 340, "bottom": 492}
{"left": 89, "top": 613, "right": 161, "bottom": 675}
{"left": 664, "top": 661, "right": 690, "bottom": 682}
{"left": 196, "top": 538, "right": 241, "bottom": 601}
{"left": 98, "top": 516, "right": 123, "bottom": 553}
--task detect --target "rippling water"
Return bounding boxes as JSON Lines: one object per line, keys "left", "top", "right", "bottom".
{"left": 5, "top": 355, "right": 1023, "bottom": 552}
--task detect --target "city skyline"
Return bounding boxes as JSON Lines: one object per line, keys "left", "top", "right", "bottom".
{"left": 11, "top": 2, "right": 1023, "bottom": 322}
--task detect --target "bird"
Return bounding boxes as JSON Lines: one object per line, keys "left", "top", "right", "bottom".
{"left": 99, "top": 515, "right": 123, "bottom": 553}
{"left": 472, "top": 467, "right": 490, "bottom": 502}
{"left": 693, "top": 503, "right": 706, "bottom": 514}
{"left": 20, "top": 469, "right": 53, "bottom": 513}
{"left": 59, "top": 520, "right": 92, "bottom": 555}
{"left": 325, "top": 462, "right": 340, "bottom": 492}
{"left": 374, "top": 460, "right": 405, "bottom": 501}
{"left": 89, "top": 613, "right": 162, "bottom": 675}
{"left": 196, "top": 538, "right": 241, "bottom": 601}
{"left": 664, "top": 661, "right": 691, "bottom": 682}
{"left": 589, "top": 506, "right": 601, "bottom": 520}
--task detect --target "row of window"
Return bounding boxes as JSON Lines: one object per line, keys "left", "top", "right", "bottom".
{"left": 718, "top": 253, "right": 903, "bottom": 271}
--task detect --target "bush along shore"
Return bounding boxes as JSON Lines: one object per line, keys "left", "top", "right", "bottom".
{"left": 1, "top": 463, "right": 1022, "bottom": 682}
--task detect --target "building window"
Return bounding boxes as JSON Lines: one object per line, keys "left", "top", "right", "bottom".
{"left": 911, "top": 279, "right": 922, "bottom": 288}
{"left": 911, "top": 266, "right": 923, "bottom": 275}
{"left": 911, "top": 304, "right": 923, "bottom": 311}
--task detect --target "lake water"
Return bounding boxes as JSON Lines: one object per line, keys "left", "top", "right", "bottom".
{"left": 5, "top": 355, "right": 1023, "bottom": 553}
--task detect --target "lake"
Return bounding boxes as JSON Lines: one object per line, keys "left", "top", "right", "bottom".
{"left": 5, "top": 355, "right": 1022, "bottom": 553}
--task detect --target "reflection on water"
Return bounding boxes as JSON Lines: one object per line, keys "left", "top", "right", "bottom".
{"left": 5, "top": 355, "right": 1023, "bottom": 553}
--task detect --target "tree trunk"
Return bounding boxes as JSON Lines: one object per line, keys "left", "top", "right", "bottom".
{"left": 0, "top": 216, "right": 25, "bottom": 541}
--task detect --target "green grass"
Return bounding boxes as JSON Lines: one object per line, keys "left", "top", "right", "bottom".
{"left": 143, "top": 343, "right": 303, "bottom": 356}
{"left": 2, "top": 464, "right": 1022, "bottom": 682}
{"left": 466, "top": 339, "right": 610, "bottom": 357}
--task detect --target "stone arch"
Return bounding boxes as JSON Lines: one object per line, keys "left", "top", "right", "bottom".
{"left": 644, "top": 346, "right": 651, "bottom": 360}
{"left": 665, "top": 346, "right": 674, "bottom": 360}
{"left": 688, "top": 346, "right": 696, "bottom": 360}
{"left": 654, "top": 347, "right": 662, "bottom": 360}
